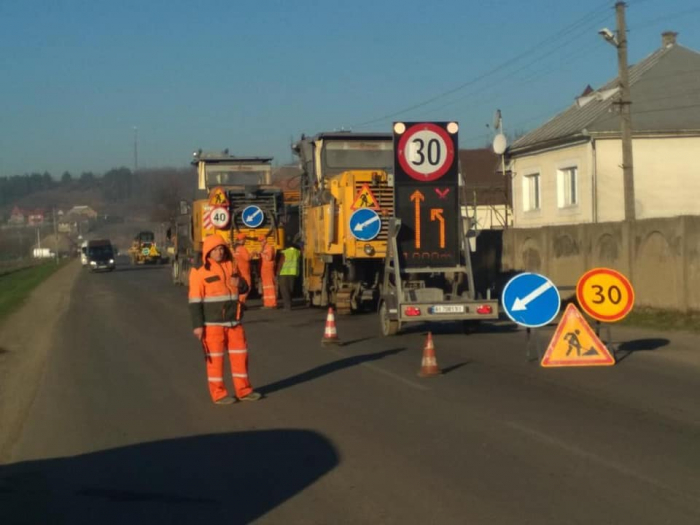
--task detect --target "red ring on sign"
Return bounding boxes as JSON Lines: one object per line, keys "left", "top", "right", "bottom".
{"left": 397, "top": 123, "right": 455, "bottom": 182}
{"left": 576, "top": 268, "right": 635, "bottom": 322}
{"left": 210, "top": 206, "right": 230, "bottom": 229}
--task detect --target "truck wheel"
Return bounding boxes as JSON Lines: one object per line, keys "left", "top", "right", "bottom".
{"left": 379, "top": 302, "right": 400, "bottom": 336}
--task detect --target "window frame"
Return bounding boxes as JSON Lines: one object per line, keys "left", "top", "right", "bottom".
{"left": 522, "top": 171, "right": 541, "bottom": 212}
{"left": 556, "top": 165, "right": 579, "bottom": 209}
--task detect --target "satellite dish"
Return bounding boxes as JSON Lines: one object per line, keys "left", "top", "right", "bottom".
{"left": 493, "top": 133, "right": 507, "bottom": 155}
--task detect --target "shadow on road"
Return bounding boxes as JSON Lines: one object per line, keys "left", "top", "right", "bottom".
{"left": 398, "top": 321, "right": 520, "bottom": 336}
{"left": 341, "top": 337, "right": 374, "bottom": 347}
{"left": 0, "top": 430, "right": 338, "bottom": 525}
{"left": 615, "top": 338, "right": 670, "bottom": 363}
{"left": 114, "top": 265, "right": 168, "bottom": 273}
{"left": 260, "top": 347, "right": 407, "bottom": 395}
{"left": 441, "top": 362, "right": 472, "bottom": 374}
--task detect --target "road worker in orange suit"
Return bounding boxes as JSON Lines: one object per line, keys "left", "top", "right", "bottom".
{"left": 189, "top": 234, "right": 262, "bottom": 404}
{"left": 233, "top": 233, "right": 252, "bottom": 304}
{"left": 258, "top": 235, "right": 277, "bottom": 308}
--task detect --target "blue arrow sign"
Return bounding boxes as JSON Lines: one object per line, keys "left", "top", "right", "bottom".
{"left": 502, "top": 272, "right": 561, "bottom": 328}
{"left": 241, "top": 205, "right": 264, "bottom": 228}
{"left": 349, "top": 208, "right": 381, "bottom": 241}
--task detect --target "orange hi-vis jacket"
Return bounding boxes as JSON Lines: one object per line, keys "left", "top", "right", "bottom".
{"left": 189, "top": 236, "right": 244, "bottom": 328}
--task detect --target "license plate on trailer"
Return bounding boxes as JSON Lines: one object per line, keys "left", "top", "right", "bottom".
{"left": 432, "top": 305, "right": 465, "bottom": 314}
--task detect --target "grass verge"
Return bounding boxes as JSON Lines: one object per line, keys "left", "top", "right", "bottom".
{"left": 619, "top": 307, "right": 700, "bottom": 333}
{"left": 0, "top": 262, "right": 66, "bottom": 323}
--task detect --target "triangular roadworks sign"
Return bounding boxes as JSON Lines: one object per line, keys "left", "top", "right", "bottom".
{"left": 351, "top": 184, "right": 380, "bottom": 210}
{"left": 209, "top": 186, "right": 229, "bottom": 207}
{"left": 541, "top": 303, "right": 615, "bottom": 367}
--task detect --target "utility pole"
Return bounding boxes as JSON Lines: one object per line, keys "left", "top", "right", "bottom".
{"left": 53, "top": 208, "right": 59, "bottom": 264}
{"left": 615, "top": 1, "right": 635, "bottom": 221}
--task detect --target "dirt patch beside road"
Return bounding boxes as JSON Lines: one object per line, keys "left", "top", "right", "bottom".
{"left": 0, "top": 260, "right": 81, "bottom": 462}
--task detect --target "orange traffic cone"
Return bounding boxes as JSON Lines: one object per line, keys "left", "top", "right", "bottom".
{"left": 321, "top": 307, "right": 341, "bottom": 345}
{"left": 418, "top": 332, "right": 441, "bottom": 377}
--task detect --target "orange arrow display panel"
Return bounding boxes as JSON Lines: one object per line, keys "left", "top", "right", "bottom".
{"left": 541, "top": 304, "right": 615, "bottom": 367}
{"left": 394, "top": 185, "right": 458, "bottom": 268}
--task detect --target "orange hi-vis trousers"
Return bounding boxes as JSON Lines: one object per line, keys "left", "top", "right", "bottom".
{"left": 261, "top": 261, "right": 277, "bottom": 308}
{"left": 201, "top": 325, "right": 253, "bottom": 402}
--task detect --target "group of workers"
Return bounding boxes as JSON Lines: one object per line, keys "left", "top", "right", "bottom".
{"left": 188, "top": 233, "right": 300, "bottom": 405}
{"left": 228, "top": 232, "right": 299, "bottom": 311}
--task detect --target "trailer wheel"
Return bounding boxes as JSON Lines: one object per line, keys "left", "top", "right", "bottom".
{"left": 379, "top": 302, "right": 400, "bottom": 336}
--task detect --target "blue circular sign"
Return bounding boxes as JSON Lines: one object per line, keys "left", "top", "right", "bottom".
{"left": 502, "top": 272, "right": 561, "bottom": 328}
{"left": 241, "top": 205, "right": 264, "bottom": 228}
{"left": 349, "top": 208, "right": 381, "bottom": 242}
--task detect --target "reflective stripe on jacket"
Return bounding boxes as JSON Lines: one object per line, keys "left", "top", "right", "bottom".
{"left": 189, "top": 236, "right": 242, "bottom": 328}
{"left": 279, "top": 247, "right": 300, "bottom": 276}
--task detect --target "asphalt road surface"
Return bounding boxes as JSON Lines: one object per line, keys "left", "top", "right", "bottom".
{"left": 2, "top": 257, "right": 700, "bottom": 524}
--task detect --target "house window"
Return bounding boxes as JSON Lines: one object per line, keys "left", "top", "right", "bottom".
{"left": 523, "top": 173, "right": 541, "bottom": 211}
{"left": 557, "top": 166, "right": 578, "bottom": 207}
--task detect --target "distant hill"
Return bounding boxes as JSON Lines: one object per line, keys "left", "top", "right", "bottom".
{"left": 0, "top": 167, "right": 195, "bottom": 223}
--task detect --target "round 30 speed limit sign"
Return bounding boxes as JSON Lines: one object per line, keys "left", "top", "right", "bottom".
{"left": 210, "top": 206, "right": 230, "bottom": 229}
{"left": 576, "top": 268, "right": 635, "bottom": 322}
{"left": 397, "top": 123, "right": 455, "bottom": 182}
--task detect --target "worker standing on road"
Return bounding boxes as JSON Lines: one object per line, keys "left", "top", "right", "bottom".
{"left": 278, "top": 240, "right": 300, "bottom": 311}
{"left": 233, "top": 233, "right": 252, "bottom": 304}
{"left": 189, "top": 234, "right": 262, "bottom": 405}
{"left": 258, "top": 235, "right": 277, "bottom": 309}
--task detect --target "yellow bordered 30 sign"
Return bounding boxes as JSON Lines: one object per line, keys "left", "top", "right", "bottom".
{"left": 576, "top": 268, "right": 634, "bottom": 322}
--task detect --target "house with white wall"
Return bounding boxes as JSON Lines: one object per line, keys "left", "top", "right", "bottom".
{"left": 508, "top": 32, "right": 700, "bottom": 227}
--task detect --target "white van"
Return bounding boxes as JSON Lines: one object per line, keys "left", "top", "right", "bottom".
{"left": 80, "top": 240, "right": 89, "bottom": 266}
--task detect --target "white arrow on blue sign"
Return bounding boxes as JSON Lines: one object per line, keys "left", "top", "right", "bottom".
{"left": 502, "top": 272, "right": 561, "bottom": 328}
{"left": 241, "top": 205, "right": 265, "bottom": 228}
{"left": 349, "top": 208, "right": 381, "bottom": 241}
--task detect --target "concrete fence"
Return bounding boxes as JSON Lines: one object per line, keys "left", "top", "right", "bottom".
{"left": 501, "top": 216, "right": 700, "bottom": 312}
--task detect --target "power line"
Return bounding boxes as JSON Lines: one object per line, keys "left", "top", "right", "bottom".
{"left": 407, "top": 15, "right": 610, "bottom": 122}
{"left": 348, "top": 1, "right": 612, "bottom": 129}
{"left": 630, "top": 6, "right": 700, "bottom": 30}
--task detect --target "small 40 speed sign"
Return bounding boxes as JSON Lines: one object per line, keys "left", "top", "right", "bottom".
{"left": 210, "top": 206, "right": 230, "bottom": 229}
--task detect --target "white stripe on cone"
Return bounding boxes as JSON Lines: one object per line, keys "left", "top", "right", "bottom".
{"left": 323, "top": 309, "right": 338, "bottom": 339}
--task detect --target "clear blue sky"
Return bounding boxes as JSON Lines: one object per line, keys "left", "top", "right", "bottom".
{"left": 1, "top": 0, "right": 698, "bottom": 177}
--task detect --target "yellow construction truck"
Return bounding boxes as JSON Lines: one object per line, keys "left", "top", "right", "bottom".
{"left": 128, "top": 231, "right": 162, "bottom": 264}
{"left": 171, "top": 151, "right": 295, "bottom": 289}
{"left": 292, "top": 132, "right": 394, "bottom": 314}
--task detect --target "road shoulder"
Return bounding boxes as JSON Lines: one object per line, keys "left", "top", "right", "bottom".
{"left": 0, "top": 260, "right": 82, "bottom": 462}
